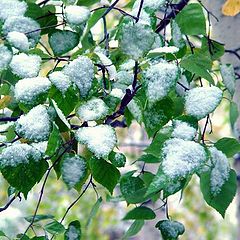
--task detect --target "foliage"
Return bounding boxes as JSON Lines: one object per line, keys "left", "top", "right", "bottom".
{"left": 0, "top": 0, "right": 238, "bottom": 239}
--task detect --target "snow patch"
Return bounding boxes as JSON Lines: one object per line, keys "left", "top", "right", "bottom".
{"left": 185, "top": 87, "right": 222, "bottom": 119}
{"left": 76, "top": 125, "right": 117, "bottom": 158}
{"left": 15, "top": 105, "right": 51, "bottom": 142}
{"left": 10, "top": 53, "right": 41, "bottom": 78}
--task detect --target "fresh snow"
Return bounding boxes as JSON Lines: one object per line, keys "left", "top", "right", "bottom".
{"left": 76, "top": 125, "right": 117, "bottom": 158}
{"left": 120, "top": 21, "right": 155, "bottom": 60}
{"left": 15, "top": 105, "right": 51, "bottom": 142}
{"left": 65, "top": 6, "right": 90, "bottom": 25}
{"left": 220, "top": 64, "right": 236, "bottom": 95}
{"left": 185, "top": 87, "right": 223, "bottom": 119}
{"left": 0, "top": 143, "right": 42, "bottom": 167}
{"left": 0, "top": 44, "right": 12, "bottom": 71}
{"left": 63, "top": 56, "right": 94, "bottom": 97}
{"left": 14, "top": 77, "right": 51, "bottom": 105}
{"left": 0, "top": 0, "right": 27, "bottom": 21}
{"left": 49, "top": 71, "right": 71, "bottom": 95}
{"left": 172, "top": 120, "right": 196, "bottom": 140}
{"left": 209, "top": 147, "right": 230, "bottom": 196}
{"left": 77, "top": 98, "right": 109, "bottom": 121}
{"left": 162, "top": 138, "right": 206, "bottom": 179}
{"left": 3, "top": 16, "right": 41, "bottom": 47}
{"left": 133, "top": 0, "right": 166, "bottom": 11}
{"left": 10, "top": 53, "right": 41, "bottom": 78}
{"left": 95, "top": 50, "right": 117, "bottom": 80}
{"left": 7, "top": 31, "right": 29, "bottom": 52}
{"left": 149, "top": 46, "right": 179, "bottom": 54}
{"left": 171, "top": 20, "right": 185, "bottom": 48}
{"left": 62, "top": 154, "right": 87, "bottom": 189}
{"left": 145, "top": 62, "right": 179, "bottom": 102}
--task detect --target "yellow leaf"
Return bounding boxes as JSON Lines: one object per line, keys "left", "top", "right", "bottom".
{"left": 222, "top": 0, "right": 240, "bottom": 16}
{"left": 0, "top": 96, "right": 11, "bottom": 109}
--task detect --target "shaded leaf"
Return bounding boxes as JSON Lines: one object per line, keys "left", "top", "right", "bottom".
{"left": 123, "top": 206, "right": 156, "bottom": 220}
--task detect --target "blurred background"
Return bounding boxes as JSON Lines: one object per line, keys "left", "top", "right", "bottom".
{"left": 0, "top": 0, "right": 240, "bottom": 239}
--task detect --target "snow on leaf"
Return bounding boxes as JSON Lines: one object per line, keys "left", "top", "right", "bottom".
{"left": 95, "top": 50, "right": 117, "bottom": 80}
{"left": 171, "top": 120, "right": 196, "bottom": 140}
{"left": 132, "top": 0, "right": 166, "bottom": 11}
{"left": 49, "top": 30, "right": 80, "bottom": 56}
{"left": 209, "top": 147, "right": 230, "bottom": 196}
{"left": 0, "top": 44, "right": 12, "bottom": 71}
{"left": 171, "top": 20, "right": 185, "bottom": 48}
{"left": 75, "top": 125, "right": 117, "bottom": 158}
{"left": 61, "top": 154, "right": 87, "bottom": 189}
{"left": 0, "top": 143, "right": 42, "bottom": 167}
{"left": 145, "top": 62, "right": 179, "bottom": 103}
{"left": 0, "top": 0, "right": 27, "bottom": 21}
{"left": 3, "top": 16, "right": 41, "bottom": 47}
{"left": 76, "top": 98, "right": 109, "bottom": 121}
{"left": 149, "top": 46, "right": 179, "bottom": 54}
{"left": 31, "top": 141, "right": 48, "bottom": 155}
{"left": 119, "top": 20, "right": 155, "bottom": 60}
{"left": 15, "top": 105, "right": 51, "bottom": 142}
{"left": 156, "top": 220, "right": 185, "bottom": 239}
{"left": 10, "top": 53, "right": 41, "bottom": 78}
{"left": 7, "top": 31, "right": 29, "bottom": 52}
{"left": 63, "top": 56, "right": 94, "bottom": 97}
{"left": 185, "top": 87, "right": 223, "bottom": 120}
{"left": 14, "top": 77, "right": 51, "bottom": 105}
{"left": 65, "top": 5, "right": 90, "bottom": 25}
{"left": 49, "top": 71, "right": 71, "bottom": 95}
{"left": 220, "top": 64, "right": 236, "bottom": 95}
{"left": 162, "top": 138, "right": 206, "bottom": 179}
{"left": 127, "top": 98, "right": 142, "bottom": 123}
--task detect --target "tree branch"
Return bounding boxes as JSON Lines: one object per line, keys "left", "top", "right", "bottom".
{"left": 155, "top": 0, "right": 190, "bottom": 33}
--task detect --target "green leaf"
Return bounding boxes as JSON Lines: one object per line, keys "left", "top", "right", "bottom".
{"left": 176, "top": 3, "right": 206, "bottom": 35}
{"left": 24, "top": 214, "right": 54, "bottom": 223}
{"left": 201, "top": 37, "right": 225, "bottom": 61}
{"left": 49, "top": 30, "right": 80, "bottom": 56}
{"left": 123, "top": 206, "right": 156, "bottom": 220}
{"left": 51, "top": 99, "right": 71, "bottom": 129}
{"left": 49, "top": 85, "right": 80, "bottom": 116}
{"left": 0, "top": 159, "right": 48, "bottom": 198}
{"left": 77, "top": 0, "right": 99, "bottom": 6}
{"left": 0, "top": 231, "right": 6, "bottom": 237}
{"left": 137, "top": 154, "right": 161, "bottom": 163}
{"left": 214, "top": 137, "right": 240, "bottom": 158}
{"left": 122, "top": 220, "right": 144, "bottom": 239}
{"left": 143, "top": 98, "right": 174, "bottom": 137}
{"left": 120, "top": 173, "right": 148, "bottom": 204}
{"left": 64, "top": 220, "right": 81, "bottom": 240}
{"left": 230, "top": 102, "right": 239, "bottom": 128}
{"left": 25, "top": 3, "right": 58, "bottom": 35}
{"left": 156, "top": 220, "right": 185, "bottom": 240}
{"left": 180, "top": 51, "right": 214, "bottom": 84}
{"left": 89, "top": 157, "right": 120, "bottom": 194}
{"left": 31, "top": 237, "right": 47, "bottom": 240}
{"left": 44, "top": 220, "right": 65, "bottom": 235}
{"left": 81, "top": 9, "right": 105, "bottom": 49}
{"left": 108, "top": 151, "right": 126, "bottom": 168}
{"left": 46, "top": 122, "right": 62, "bottom": 156}
{"left": 144, "top": 128, "right": 172, "bottom": 157}
{"left": 200, "top": 169, "right": 237, "bottom": 217}
{"left": 86, "top": 197, "right": 102, "bottom": 227}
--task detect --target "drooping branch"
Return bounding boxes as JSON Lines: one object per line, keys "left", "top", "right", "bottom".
{"left": 21, "top": 140, "right": 74, "bottom": 239}
{"left": 156, "top": 0, "right": 190, "bottom": 33}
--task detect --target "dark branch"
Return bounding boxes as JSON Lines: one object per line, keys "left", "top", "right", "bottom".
{"left": 156, "top": 0, "right": 190, "bottom": 33}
